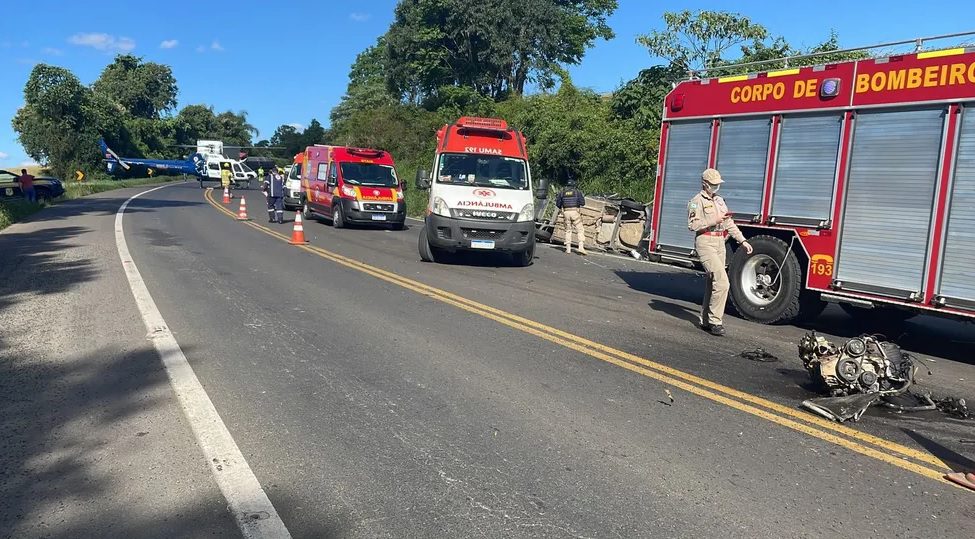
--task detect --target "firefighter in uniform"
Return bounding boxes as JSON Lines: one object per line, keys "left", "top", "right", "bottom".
{"left": 555, "top": 177, "right": 588, "bottom": 255}
{"left": 687, "top": 168, "right": 752, "bottom": 336}
{"left": 220, "top": 162, "right": 233, "bottom": 198}
{"left": 263, "top": 169, "right": 285, "bottom": 223}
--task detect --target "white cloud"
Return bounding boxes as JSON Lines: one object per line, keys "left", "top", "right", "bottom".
{"left": 160, "top": 39, "right": 179, "bottom": 49}
{"left": 41, "top": 47, "right": 63, "bottom": 56}
{"left": 198, "top": 40, "right": 223, "bottom": 53}
{"left": 287, "top": 123, "right": 305, "bottom": 131}
{"left": 0, "top": 152, "right": 8, "bottom": 160}
{"left": 349, "top": 12, "right": 370, "bottom": 22}
{"left": 68, "top": 33, "right": 135, "bottom": 53}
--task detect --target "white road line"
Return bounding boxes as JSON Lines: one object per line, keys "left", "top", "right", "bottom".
{"left": 115, "top": 184, "right": 291, "bottom": 539}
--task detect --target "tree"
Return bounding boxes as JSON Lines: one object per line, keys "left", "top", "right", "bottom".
{"left": 92, "top": 54, "right": 177, "bottom": 119}
{"left": 385, "top": 0, "right": 617, "bottom": 102}
{"left": 214, "top": 111, "right": 257, "bottom": 146}
{"left": 174, "top": 104, "right": 219, "bottom": 144}
{"left": 611, "top": 64, "right": 685, "bottom": 130}
{"left": 302, "top": 119, "right": 326, "bottom": 147}
{"left": 637, "top": 10, "right": 769, "bottom": 71}
{"left": 12, "top": 64, "right": 118, "bottom": 179}
{"left": 330, "top": 38, "right": 399, "bottom": 126}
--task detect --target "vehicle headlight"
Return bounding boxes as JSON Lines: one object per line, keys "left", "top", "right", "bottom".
{"left": 432, "top": 197, "right": 449, "bottom": 217}
{"left": 516, "top": 203, "right": 534, "bottom": 222}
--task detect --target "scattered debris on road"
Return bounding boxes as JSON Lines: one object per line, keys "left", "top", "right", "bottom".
{"left": 934, "top": 396, "right": 970, "bottom": 420}
{"left": 740, "top": 348, "right": 778, "bottom": 362}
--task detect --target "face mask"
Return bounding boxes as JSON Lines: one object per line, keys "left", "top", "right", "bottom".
{"left": 705, "top": 183, "right": 720, "bottom": 194}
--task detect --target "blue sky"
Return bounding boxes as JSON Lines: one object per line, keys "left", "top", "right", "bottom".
{"left": 1, "top": 0, "right": 973, "bottom": 169}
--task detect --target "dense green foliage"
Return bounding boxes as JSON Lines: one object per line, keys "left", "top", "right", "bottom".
{"left": 12, "top": 6, "right": 866, "bottom": 205}
{"left": 12, "top": 55, "right": 258, "bottom": 181}
{"left": 322, "top": 6, "right": 865, "bottom": 207}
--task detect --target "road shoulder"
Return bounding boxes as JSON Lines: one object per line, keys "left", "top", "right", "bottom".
{"left": 0, "top": 186, "right": 238, "bottom": 538}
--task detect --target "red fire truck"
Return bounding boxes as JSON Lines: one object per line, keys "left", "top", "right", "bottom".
{"left": 649, "top": 33, "right": 975, "bottom": 325}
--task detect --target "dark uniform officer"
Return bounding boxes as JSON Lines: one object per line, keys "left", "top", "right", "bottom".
{"left": 263, "top": 170, "right": 285, "bottom": 223}
{"left": 555, "top": 177, "right": 587, "bottom": 255}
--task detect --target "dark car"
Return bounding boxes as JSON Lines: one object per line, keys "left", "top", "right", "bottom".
{"left": 0, "top": 169, "right": 65, "bottom": 201}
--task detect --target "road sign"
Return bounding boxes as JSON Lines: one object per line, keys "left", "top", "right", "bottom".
{"left": 75, "top": 170, "right": 85, "bottom": 182}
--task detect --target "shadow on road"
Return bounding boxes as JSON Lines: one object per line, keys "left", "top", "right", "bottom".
{"left": 616, "top": 267, "right": 975, "bottom": 365}
{"left": 0, "top": 225, "right": 96, "bottom": 352}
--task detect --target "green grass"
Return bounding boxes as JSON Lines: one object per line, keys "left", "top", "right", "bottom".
{"left": 0, "top": 176, "right": 182, "bottom": 231}
{"left": 0, "top": 199, "right": 44, "bottom": 231}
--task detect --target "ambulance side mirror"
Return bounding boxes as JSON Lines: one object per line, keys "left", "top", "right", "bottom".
{"left": 534, "top": 178, "right": 549, "bottom": 200}
{"left": 415, "top": 169, "right": 431, "bottom": 190}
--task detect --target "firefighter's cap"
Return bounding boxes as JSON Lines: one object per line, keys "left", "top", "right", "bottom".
{"left": 701, "top": 168, "right": 723, "bottom": 184}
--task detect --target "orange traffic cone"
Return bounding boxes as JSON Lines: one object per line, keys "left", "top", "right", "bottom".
{"left": 222, "top": 187, "right": 231, "bottom": 204}
{"left": 290, "top": 211, "right": 308, "bottom": 245}
{"left": 236, "top": 197, "right": 251, "bottom": 221}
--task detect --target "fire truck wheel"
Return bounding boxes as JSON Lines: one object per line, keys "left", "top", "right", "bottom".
{"left": 418, "top": 226, "right": 437, "bottom": 263}
{"left": 333, "top": 204, "right": 346, "bottom": 228}
{"left": 729, "top": 235, "right": 803, "bottom": 324}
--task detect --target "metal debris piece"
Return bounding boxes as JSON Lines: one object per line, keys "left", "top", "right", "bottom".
{"left": 740, "top": 348, "right": 778, "bottom": 362}
{"left": 934, "top": 397, "right": 971, "bottom": 420}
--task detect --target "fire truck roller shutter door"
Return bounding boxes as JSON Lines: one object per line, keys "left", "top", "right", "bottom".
{"left": 658, "top": 120, "right": 711, "bottom": 251}
{"left": 771, "top": 114, "right": 843, "bottom": 221}
{"left": 715, "top": 117, "right": 771, "bottom": 220}
{"left": 835, "top": 107, "right": 945, "bottom": 296}
{"left": 937, "top": 105, "right": 975, "bottom": 305}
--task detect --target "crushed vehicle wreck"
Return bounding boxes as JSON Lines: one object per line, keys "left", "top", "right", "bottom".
{"left": 797, "top": 332, "right": 927, "bottom": 422}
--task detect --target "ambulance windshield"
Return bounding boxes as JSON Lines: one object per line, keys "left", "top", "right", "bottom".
{"left": 436, "top": 154, "right": 527, "bottom": 190}
{"left": 339, "top": 163, "right": 398, "bottom": 187}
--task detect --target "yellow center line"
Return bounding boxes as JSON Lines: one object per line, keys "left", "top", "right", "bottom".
{"left": 203, "top": 190, "right": 955, "bottom": 484}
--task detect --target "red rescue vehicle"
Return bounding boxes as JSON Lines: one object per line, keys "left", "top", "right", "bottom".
{"left": 650, "top": 33, "right": 975, "bottom": 324}
{"left": 298, "top": 145, "right": 406, "bottom": 230}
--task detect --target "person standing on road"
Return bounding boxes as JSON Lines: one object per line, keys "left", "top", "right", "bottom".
{"left": 687, "top": 168, "right": 753, "bottom": 336}
{"left": 18, "top": 169, "right": 36, "bottom": 204}
{"left": 220, "top": 163, "right": 233, "bottom": 199}
{"left": 263, "top": 168, "right": 285, "bottom": 224}
{"left": 257, "top": 166, "right": 264, "bottom": 183}
{"left": 555, "top": 176, "right": 588, "bottom": 255}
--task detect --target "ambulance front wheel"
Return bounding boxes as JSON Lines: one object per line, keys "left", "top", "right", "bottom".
{"left": 418, "top": 226, "right": 437, "bottom": 263}
{"left": 728, "top": 235, "right": 803, "bottom": 324}
{"left": 511, "top": 237, "right": 535, "bottom": 267}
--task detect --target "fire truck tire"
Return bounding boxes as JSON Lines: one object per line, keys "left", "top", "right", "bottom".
{"left": 840, "top": 304, "right": 915, "bottom": 327}
{"left": 333, "top": 204, "right": 346, "bottom": 228}
{"left": 418, "top": 226, "right": 437, "bottom": 263}
{"left": 729, "top": 235, "right": 803, "bottom": 324}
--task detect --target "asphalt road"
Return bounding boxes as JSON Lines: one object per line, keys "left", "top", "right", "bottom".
{"left": 5, "top": 181, "right": 974, "bottom": 537}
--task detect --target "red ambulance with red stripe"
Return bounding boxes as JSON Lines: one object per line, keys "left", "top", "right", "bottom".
{"left": 298, "top": 145, "right": 406, "bottom": 230}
